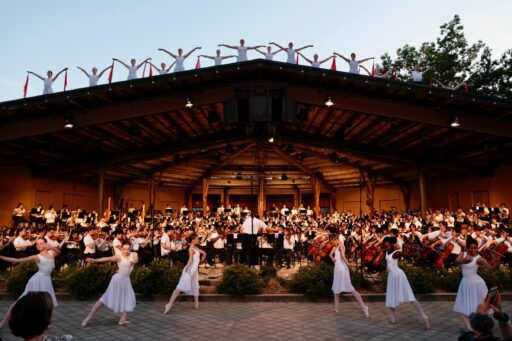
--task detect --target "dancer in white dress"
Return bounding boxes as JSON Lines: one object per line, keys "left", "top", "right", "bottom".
{"left": 164, "top": 233, "right": 206, "bottom": 313}
{"left": 403, "top": 63, "right": 432, "bottom": 83}
{"left": 269, "top": 42, "right": 313, "bottom": 64}
{"left": 333, "top": 52, "right": 374, "bottom": 74}
{"left": 199, "top": 49, "right": 236, "bottom": 66}
{"left": 453, "top": 237, "right": 494, "bottom": 331}
{"left": 254, "top": 46, "right": 283, "bottom": 61}
{"left": 76, "top": 65, "right": 113, "bottom": 86}
{"left": 218, "top": 39, "right": 265, "bottom": 62}
{"left": 329, "top": 239, "right": 369, "bottom": 317}
{"left": 81, "top": 242, "right": 138, "bottom": 327}
{"left": 0, "top": 237, "right": 64, "bottom": 328}
{"left": 297, "top": 52, "right": 334, "bottom": 68}
{"left": 112, "top": 58, "right": 150, "bottom": 80}
{"left": 27, "top": 68, "right": 68, "bottom": 95}
{"left": 383, "top": 237, "right": 431, "bottom": 329}
{"left": 147, "top": 61, "right": 176, "bottom": 75}
{"left": 158, "top": 47, "right": 201, "bottom": 72}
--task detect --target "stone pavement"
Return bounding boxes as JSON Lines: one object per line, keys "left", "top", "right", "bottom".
{"left": 0, "top": 300, "right": 510, "bottom": 340}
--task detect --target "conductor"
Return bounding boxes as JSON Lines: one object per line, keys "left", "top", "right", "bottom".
{"left": 240, "top": 212, "right": 267, "bottom": 265}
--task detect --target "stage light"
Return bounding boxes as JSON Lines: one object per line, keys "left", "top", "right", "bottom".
{"left": 450, "top": 116, "right": 460, "bottom": 128}
{"left": 236, "top": 172, "right": 242, "bottom": 180}
{"left": 325, "top": 96, "right": 334, "bottom": 107}
{"left": 268, "top": 137, "right": 274, "bottom": 143}
{"left": 281, "top": 173, "right": 288, "bottom": 181}
{"left": 64, "top": 115, "right": 75, "bottom": 129}
{"left": 185, "top": 98, "right": 193, "bottom": 108}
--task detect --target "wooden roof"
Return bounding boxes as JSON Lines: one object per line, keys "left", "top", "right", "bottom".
{"left": 1, "top": 59, "right": 511, "bottom": 190}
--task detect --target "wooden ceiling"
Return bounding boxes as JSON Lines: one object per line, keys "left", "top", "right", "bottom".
{"left": 1, "top": 60, "right": 511, "bottom": 190}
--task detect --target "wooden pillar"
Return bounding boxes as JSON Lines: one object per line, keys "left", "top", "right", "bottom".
{"left": 224, "top": 187, "right": 230, "bottom": 207}
{"left": 330, "top": 190, "right": 336, "bottom": 212}
{"left": 202, "top": 178, "right": 209, "bottom": 213}
{"left": 98, "top": 167, "right": 105, "bottom": 214}
{"left": 418, "top": 169, "right": 427, "bottom": 218}
{"left": 360, "top": 171, "right": 375, "bottom": 214}
{"left": 311, "top": 177, "right": 321, "bottom": 217}
{"left": 258, "top": 176, "right": 265, "bottom": 217}
{"left": 293, "top": 185, "right": 300, "bottom": 208}
{"left": 400, "top": 183, "right": 411, "bottom": 211}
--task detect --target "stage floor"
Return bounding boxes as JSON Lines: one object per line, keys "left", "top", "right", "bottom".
{"left": 2, "top": 300, "right": 507, "bottom": 340}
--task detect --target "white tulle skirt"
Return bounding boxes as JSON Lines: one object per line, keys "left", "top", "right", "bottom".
{"left": 332, "top": 261, "right": 355, "bottom": 294}
{"left": 20, "top": 272, "right": 58, "bottom": 307}
{"left": 385, "top": 268, "right": 416, "bottom": 308}
{"left": 100, "top": 274, "right": 136, "bottom": 313}
{"left": 453, "top": 275, "right": 488, "bottom": 316}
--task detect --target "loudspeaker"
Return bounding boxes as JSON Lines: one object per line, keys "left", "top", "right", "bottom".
{"left": 281, "top": 98, "right": 297, "bottom": 123}
{"left": 224, "top": 97, "right": 238, "bottom": 124}
{"left": 249, "top": 96, "right": 271, "bottom": 122}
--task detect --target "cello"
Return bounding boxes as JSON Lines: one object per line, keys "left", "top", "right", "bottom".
{"left": 433, "top": 240, "right": 454, "bottom": 268}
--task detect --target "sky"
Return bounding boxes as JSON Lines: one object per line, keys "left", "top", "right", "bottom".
{"left": 0, "top": 0, "right": 510, "bottom": 102}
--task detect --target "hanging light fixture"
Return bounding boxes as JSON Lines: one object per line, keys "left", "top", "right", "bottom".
{"left": 268, "top": 137, "right": 274, "bottom": 143}
{"left": 450, "top": 115, "right": 460, "bottom": 128}
{"left": 64, "top": 115, "right": 75, "bottom": 129}
{"left": 185, "top": 98, "right": 193, "bottom": 108}
{"left": 325, "top": 96, "right": 334, "bottom": 107}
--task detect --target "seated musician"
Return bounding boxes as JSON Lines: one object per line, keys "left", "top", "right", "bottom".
{"left": 180, "top": 204, "right": 189, "bottom": 216}
{"left": 278, "top": 231, "right": 295, "bottom": 268}
{"left": 12, "top": 203, "right": 26, "bottom": 226}
{"left": 280, "top": 205, "right": 290, "bottom": 216}
{"left": 63, "top": 231, "right": 82, "bottom": 264}
{"left": 291, "top": 206, "right": 298, "bottom": 216}
{"left": 112, "top": 229, "right": 124, "bottom": 256}
{"left": 13, "top": 229, "right": 35, "bottom": 258}
{"left": 217, "top": 205, "right": 225, "bottom": 215}
{"left": 160, "top": 226, "right": 174, "bottom": 259}
{"left": 258, "top": 234, "right": 275, "bottom": 265}
{"left": 30, "top": 204, "right": 44, "bottom": 226}
{"left": 57, "top": 204, "right": 71, "bottom": 225}
{"left": 207, "top": 227, "right": 226, "bottom": 266}
{"left": 82, "top": 228, "right": 97, "bottom": 258}
{"left": 233, "top": 204, "right": 241, "bottom": 216}
{"left": 44, "top": 205, "right": 58, "bottom": 228}
{"left": 306, "top": 206, "right": 314, "bottom": 217}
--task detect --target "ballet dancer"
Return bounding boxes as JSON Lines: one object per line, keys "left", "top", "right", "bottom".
{"left": 402, "top": 62, "right": 432, "bottom": 83}
{"left": 81, "top": 242, "right": 138, "bottom": 327}
{"left": 360, "top": 65, "right": 391, "bottom": 78}
{"left": 158, "top": 47, "right": 202, "bottom": 72}
{"left": 164, "top": 233, "right": 206, "bottom": 313}
{"left": 453, "top": 236, "right": 495, "bottom": 331}
{"left": 27, "top": 68, "right": 68, "bottom": 95}
{"left": 254, "top": 46, "right": 283, "bottom": 61}
{"left": 218, "top": 39, "right": 265, "bottom": 62}
{"left": 269, "top": 42, "right": 313, "bottom": 64}
{"left": 76, "top": 65, "right": 113, "bottom": 86}
{"left": 329, "top": 237, "right": 369, "bottom": 317}
{"left": 297, "top": 52, "right": 334, "bottom": 68}
{"left": 112, "top": 58, "right": 151, "bottom": 80}
{"left": 198, "top": 49, "right": 236, "bottom": 66}
{"left": 333, "top": 52, "right": 374, "bottom": 74}
{"left": 383, "top": 237, "right": 431, "bottom": 330}
{"left": 0, "top": 237, "right": 63, "bottom": 328}
{"left": 147, "top": 61, "right": 176, "bottom": 75}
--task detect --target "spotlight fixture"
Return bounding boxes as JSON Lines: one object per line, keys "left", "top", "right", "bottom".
{"left": 325, "top": 96, "right": 334, "bottom": 107}
{"left": 64, "top": 115, "right": 75, "bottom": 129}
{"left": 281, "top": 173, "right": 288, "bottom": 181}
{"left": 268, "top": 137, "right": 274, "bottom": 143}
{"left": 236, "top": 172, "right": 243, "bottom": 180}
{"left": 185, "top": 98, "right": 193, "bottom": 108}
{"left": 450, "top": 116, "right": 460, "bottom": 128}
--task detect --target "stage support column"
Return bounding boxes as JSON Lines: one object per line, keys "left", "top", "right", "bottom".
{"left": 224, "top": 187, "right": 230, "bottom": 207}
{"left": 258, "top": 176, "right": 265, "bottom": 217}
{"left": 293, "top": 185, "right": 300, "bottom": 208}
{"left": 202, "top": 178, "right": 209, "bottom": 214}
{"left": 330, "top": 190, "right": 336, "bottom": 212}
{"left": 418, "top": 169, "right": 427, "bottom": 218}
{"left": 98, "top": 167, "right": 105, "bottom": 214}
{"left": 312, "top": 177, "right": 321, "bottom": 217}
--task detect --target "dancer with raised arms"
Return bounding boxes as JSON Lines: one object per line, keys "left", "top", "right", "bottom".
{"left": 147, "top": 61, "right": 176, "bottom": 75}
{"left": 297, "top": 52, "right": 334, "bottom": 68}
{"left": 112, "top": 58, "right": 151, "bottom": 80}
{"left": 254, "top": 46, "right": 283, "bottom": 61}
{"left": 158, "top": 47, "right": 202, "bottom": 72}
{"left": 76, "top": 65, "right": 113, "bottom": 86}
{"left": 198, "top": 49, "right": 236, "bottom": 66}
{"left": 333, "top": 52, "right": 374, "bottom": 74}
{"left": 269, "top": 42, "right": 313, "bottom": 64}
{"left": 218, "top": 39, "right": 265, "bottom": 62}
{"left": 27, "top": 68, "right": 68, "bottom": 95}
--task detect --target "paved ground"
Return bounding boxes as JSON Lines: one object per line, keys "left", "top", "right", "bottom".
{"left": 2, "top": 299, "right": 509, "bottom": 340}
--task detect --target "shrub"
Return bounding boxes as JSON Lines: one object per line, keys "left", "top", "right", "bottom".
{"left": 435, "top": 268, "right": 462, "bottom": 293}
{"left": 54, "top": 264, "right": 79, "bottom": 290}
{"left": 401, "top": 264, "right": 434, "bottom": 294}
{"left": 349, "top": 267, "right": 370, "bottom": 290}
{"left": 6, "top": 263, "right": 38, "bottom": 297}
{"left": 479, "top": 268, "right": 508, "bottom": 290}
{"left": 132, "top": 260, "right": 183, "bottom": 298}
{"left": 218, "top": 264, "right": 262, "bottom": 297}
{"left": 67, "top": 264, "right": 116, "bottom": 300}
{"left": 289, "top": 263, "right": 332, "bottom": 300}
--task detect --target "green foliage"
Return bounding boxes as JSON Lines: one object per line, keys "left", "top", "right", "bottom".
{"left": 54, "top": 264, "right": 79, "bottom": 290}
{"left": 218, "top": 264, "right": 262, "bottom": 297}
{"left": 66, "top": 264, "right": 116, "bottom": 300}
{"left": 435, "top": 268, "right": 462, "bottom": 293}
{"left": 6, "top": 263, "right": 38, "bottom": 297}
{"left": 349, "top": 267, "right": 369, "bottom": 290}
{"left": 289, "top": 263, "right": 332, "bottom": 300}
{"left": 132, "top": 260, "right": 183, "bottom": 298}
{"left": 400, "top": 264, "right": 434, "bottom": 294}
{"left": 479, "top": 268, "right": 509, "bottom": 290}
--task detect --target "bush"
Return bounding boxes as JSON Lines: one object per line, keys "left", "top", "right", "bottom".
{"left": 67, "top": 264, "right": 116, "bottom": 300}
{"left": 6, "top": 263, "right": 38, "bottom": 297}
{"left": 54, "top": 264, "right": 80, "bottom": 291}
{"left": 479, "top": 268, "right": 508, "bottom": 290}
{"left": 349, "top": 267, "right": 370, "bottom": 290}
{"left": 401, "top": 264, "right": 434, "bottom": 294}
{"left": 218, "top": 264, "right": 262, "bottom": 297}
{"left": 132, "top": 260, "right": 183, "bottom": 298}
{"left": 289, "top": 263, "right": 332, "bottom": 300}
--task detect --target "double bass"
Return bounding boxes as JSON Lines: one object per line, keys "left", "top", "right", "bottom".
{"left": 433, "top": 240, "right": 455, "bottom": 268}
{"left": 481, "top": 241, "right": 508, "bottom": 267}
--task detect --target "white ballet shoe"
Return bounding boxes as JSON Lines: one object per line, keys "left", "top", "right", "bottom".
{"left": 118, "top": 320, "right": 130, "bottom": 326}
{"left": 164, "top": 303, "right": 172, "bottom": 314}
{"left": 423, "top": 315, "right": 431, "bottom": 330}
{"left": 194, "top": 302, "right": 199, "bottom": 310}
{"left": 362, "top": 305, "right": 369, "bottom": 318}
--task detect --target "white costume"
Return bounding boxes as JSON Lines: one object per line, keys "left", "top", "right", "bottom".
{"left": 237, "top": 46, "right": 248, "bottom": 62}
{"left": 348, "top": 60, "right": 359, "bottom": 74}
{"left": 453, "top": 253, "right": 488, "bottom": 316}
{"left": 286, "top": 49, "right": 296, "bottom": 64}
{"left": 20, "top": 254, "right": 58, "bottom": 307}
{"left": 385, "top": 250, "right": 416, "bottom": 308}
{"left": 127, "top": 66, "right": 137, "bottom": 80}
{"left": 88, "top": 75, "right": 99, "bottom": 86}
{"left": 99, "top": 253, "right": 136, "bottom": 313}
{"left": 174, "top": 56, "right": 185, "bottom": 72}
{"left": 176, "top": 247, "right": 200, "bottom": 297}
{"left": 332, "top": 246, "right": 355, "bottom": 294}
{"left": 214, "top": 56, "right": 222, "bottom": 66}
{"left": 43, "top": 78, "right": 53, "bottom": 95}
